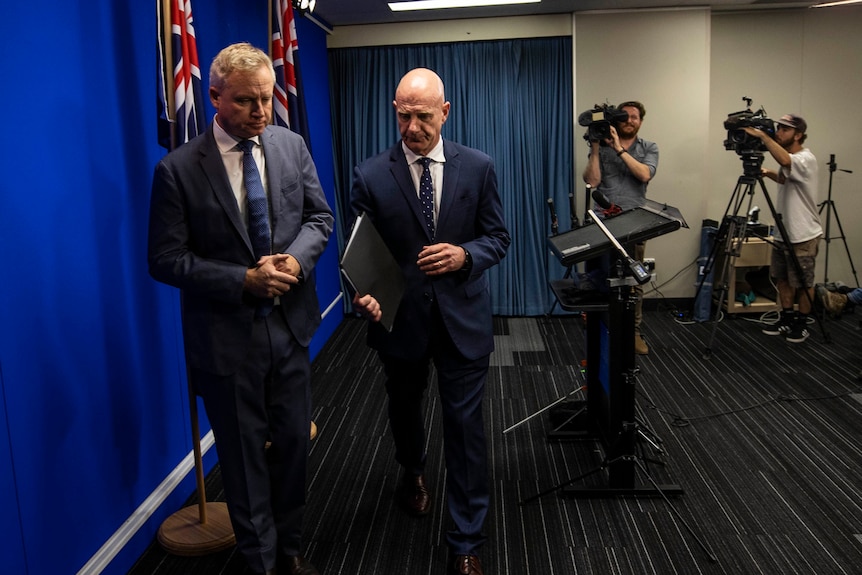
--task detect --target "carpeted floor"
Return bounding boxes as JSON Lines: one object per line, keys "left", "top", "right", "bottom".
{"left": 129, "top": 306, "right": 862, "bottom": 575}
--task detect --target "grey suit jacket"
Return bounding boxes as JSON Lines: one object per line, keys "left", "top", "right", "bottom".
{"left": 148, "top": 124, "right": 333, "bottom": 376}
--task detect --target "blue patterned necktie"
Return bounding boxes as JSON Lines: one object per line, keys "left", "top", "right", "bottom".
{"left": 418, "top": 157, "right": 436, "bottom": 238}
{"left": 238, "top": 139, "right": 273, "bottom": 316}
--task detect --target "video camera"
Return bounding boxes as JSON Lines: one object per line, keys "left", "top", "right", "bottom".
{"left": 578, "top": 104, "right": 629, "bottom": 143}
{"left": 723, "top": 97, "right": 775, "bottom": 154}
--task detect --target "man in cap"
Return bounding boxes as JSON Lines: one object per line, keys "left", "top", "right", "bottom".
{"left": 744, "top": 114, "right": 822, "bottom": 343}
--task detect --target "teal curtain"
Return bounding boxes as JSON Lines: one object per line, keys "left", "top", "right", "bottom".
{"left": 329, "top": 37, "right": 573, "bottom": 316}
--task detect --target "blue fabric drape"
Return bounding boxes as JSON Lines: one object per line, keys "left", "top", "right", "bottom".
{"left": 329, "top": 38, "right": 573, "bottom": 316}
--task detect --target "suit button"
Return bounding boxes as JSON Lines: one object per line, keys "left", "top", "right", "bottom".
{"left": 423, "top": 292, "right": 433, "bottom": 301}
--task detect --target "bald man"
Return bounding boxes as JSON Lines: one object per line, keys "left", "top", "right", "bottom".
{"left": 350, "top": 68, "right": 510, "bottom": 575}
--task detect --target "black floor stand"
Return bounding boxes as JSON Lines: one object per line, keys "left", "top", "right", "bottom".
{"left": 545, "top": 191, "right": 584, "bottom": 316}
{"left": 538, "top": 205, "right": 717, "bottom": 561}
{"left": 818, "top": 154, "right": 858, "bottom": 286}
{"left": 546, "top": 265, "right": 574, "bottom": 316}
{"left": 527, "top": 267, "right": 717, "bottom": 564}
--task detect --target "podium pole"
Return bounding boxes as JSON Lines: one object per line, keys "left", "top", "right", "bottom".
{"left": 157, "top": 374, "right": 235, "bottom": 556}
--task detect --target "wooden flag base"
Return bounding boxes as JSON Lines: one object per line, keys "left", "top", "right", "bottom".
{"left": 158, "top": 420, "right": 316, "bottom": 556}
{"left": 157, "top": 502, "right": 235, "bottom": 556}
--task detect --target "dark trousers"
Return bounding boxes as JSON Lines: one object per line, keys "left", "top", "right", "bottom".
{"left": 379, "top": 306, "right": 490, "bottom": 554}
{"left": 194, "top": 309, "right": 310, "bottom": 573}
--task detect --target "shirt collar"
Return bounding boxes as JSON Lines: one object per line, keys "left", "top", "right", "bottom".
{"left": 402, "top": 138, "right": 446, "bottom": 165}
{"left": 213, "top": 115, "right": 262, "bottom": 153}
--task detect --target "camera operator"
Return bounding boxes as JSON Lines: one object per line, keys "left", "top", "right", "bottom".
{"left": 582, "top": 101, "right": 658, "bottom": 355}
{"left": 743, "top": 114, "right": 822, "bottom": 344}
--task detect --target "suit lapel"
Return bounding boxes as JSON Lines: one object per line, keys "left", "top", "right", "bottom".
{"left": 389, "top": 144, "right": 433, "bottom": 241}
{"left": 437, "top": 141, "right": 460, "bottom": 234}
{"left": 199, "top": 126, "right": 254, "bottom": 257}
{"left": 261, "top": 128, "right": 284, "bottom": 242}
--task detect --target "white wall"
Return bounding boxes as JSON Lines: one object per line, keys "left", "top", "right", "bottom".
{"left": 575, "top": 9, "right": 712, "bottom": 297}
{"left": 710, "top": 7, "right": 862, "bottom": 287}
{"left": 329, "top": 6, "right": 862, "bottom": 297}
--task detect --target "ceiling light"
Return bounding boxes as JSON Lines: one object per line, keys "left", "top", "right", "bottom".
{"left": 811, "top": 0, "right": 862, "bottom": 6}
{"left": 292, "top": 0, "right": 316, "bottom": 13}
{"left": 389, "top": 0, "right": 541, "bottom": 12}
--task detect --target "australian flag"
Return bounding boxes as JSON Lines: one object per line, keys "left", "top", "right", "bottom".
{"left": 157, "top": 0, "right": 206, "bottom": 150}
{"left": 271, "top": 0, "right": 312, "bottom": 153}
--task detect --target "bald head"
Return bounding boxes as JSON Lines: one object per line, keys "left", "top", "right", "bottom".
{"left": 393, "top": 68, "right": 450, "bottom": 157}
{"left": 395, "top": 68, "right": 446, "bottom": 103}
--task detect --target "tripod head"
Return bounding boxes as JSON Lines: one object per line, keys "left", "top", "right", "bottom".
{"left": 827, "top": 153, "right": 853, "bottom": 175}
{"left": 738, "top": 151, "right": 765, "bottom": 178}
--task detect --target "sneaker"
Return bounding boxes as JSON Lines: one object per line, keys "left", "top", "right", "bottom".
{"left": 785, "top": 324, "right": 810, "bottom": 343}
{"left": 762, "top": 319, "right": 793, "bottom": 336}
{"left": 819, "top": 288, "right": 848, "bottom": 318}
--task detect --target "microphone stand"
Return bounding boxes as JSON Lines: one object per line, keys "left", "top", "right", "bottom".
{"left": 584, "top": 184, "right": 595, "bottom": 228}
{"left": 587, "top": 210, "right": 651, "bottom": 285}
{"left": 818, "top": 154, "right": 858, "bottom": 286}
{"left": 545, "top": 193, "right": 581, "bottom": 316}
{"left": 569, "top": 191, "right": 579, "bottom": 230}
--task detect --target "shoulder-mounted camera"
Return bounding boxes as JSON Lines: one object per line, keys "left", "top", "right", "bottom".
{"left": 578, "top": 104, "right": 629, "bottom": 143}
{"left": 723, "top": 97, "right": 775, "bottom": 154}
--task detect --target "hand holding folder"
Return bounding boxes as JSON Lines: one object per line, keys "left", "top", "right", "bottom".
{"left": 340, "top": 213, "right": 405, "bottom": 332}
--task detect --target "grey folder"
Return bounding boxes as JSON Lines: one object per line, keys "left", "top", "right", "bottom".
{"left": 340, "top": 212, "right": 405, "bottom": 332}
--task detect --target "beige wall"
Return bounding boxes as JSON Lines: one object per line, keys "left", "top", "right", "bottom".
{"left": 710, "top": 8, "right": 862, "bottom": 289}
{"left": 575, "top": 9, "right": 712, "bottom": 298}
{"left": 329, "top": 6, "right": 862, "bottom": 297}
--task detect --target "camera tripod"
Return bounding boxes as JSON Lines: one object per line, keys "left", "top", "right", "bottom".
{"left": 694, "top": 152, "right": 829, "bottom": 358}
{"left": 818, "top": 154, "right": 858, "bottom": 286}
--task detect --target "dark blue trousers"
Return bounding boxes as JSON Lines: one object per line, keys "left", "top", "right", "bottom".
{"left": 380, "top": 305, "right": 490, "bottom": 555}
{"left": 194, "top": 309, "right": 310, "bottom": 573}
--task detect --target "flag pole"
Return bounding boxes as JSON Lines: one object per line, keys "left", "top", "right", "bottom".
{"left": 160, "top": 0, "right": 177, "bottom": 150}
{"left": 156, "top": 0, "right": 234, "bottom": 556}
{"left": 270, "top": 0, "right": 320, "bottom": 441}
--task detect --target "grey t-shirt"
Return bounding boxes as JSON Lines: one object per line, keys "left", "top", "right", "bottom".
{"left": 593, "top": 137, "right": 659, "bottom": 210}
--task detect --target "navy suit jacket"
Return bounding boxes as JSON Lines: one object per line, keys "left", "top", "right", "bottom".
{"left": 350, "top": 140, "right": 510, "bottom": 361}
{"left": 148, "top": 124, "right": 333, "bottom": 376}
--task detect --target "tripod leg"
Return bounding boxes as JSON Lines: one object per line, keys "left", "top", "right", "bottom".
{"left": 631, "top": 457, "right": 719, "bottom": 563}
{"left": 503, "top": 386, "right": 584, "bottom": 435}
{"left": 690, "top": 181, "right": 750, "bottom": 313}
{"left": 703, "top": 207, "right": 753, "bottom": 359}
{"left": 819, "top": 199, "right": 832, "bottom": 283}
{"left": 519, "top": 462, "right": 607, "bottom": 504}
{"left": 825, "top": 205, "right": 860, "bottom": 287}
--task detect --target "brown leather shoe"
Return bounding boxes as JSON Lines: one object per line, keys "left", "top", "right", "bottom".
{"left": 280, "top": 555, "right": 319, "bottom": 575}
{"left": 396, "top": 473, "right": 430, "bottom": 516}
{"left": 634, "top": 332, "right": 649, "bottom": 355}
{"left": 450, "top": 554, "right": 484, "bottom": 575}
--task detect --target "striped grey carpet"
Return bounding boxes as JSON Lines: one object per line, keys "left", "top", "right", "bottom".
{"left": 129, "top": 308, "right": 862, "bottom": 575}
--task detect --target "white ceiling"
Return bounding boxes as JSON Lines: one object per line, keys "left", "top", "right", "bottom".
{"left": 312, "top": 0, "right": 813, "bottom": 27}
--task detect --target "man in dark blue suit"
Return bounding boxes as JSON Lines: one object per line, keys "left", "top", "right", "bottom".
{"left": 351, "top": 68, "right": 510, "bottom": 575}
{"left": 148, "top": 43, "right": 331, "bottom": 575}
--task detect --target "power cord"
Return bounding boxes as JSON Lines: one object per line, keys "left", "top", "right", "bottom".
{"left": 640, "top": 257, "right": 699, "bottom": 323}
{"left": 638, "top": 386, "right": 862, "bottom": 429}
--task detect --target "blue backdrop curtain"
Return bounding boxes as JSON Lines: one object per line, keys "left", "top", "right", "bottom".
{"left": 328, "top": 37, "right": 573, "bottom": 316}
